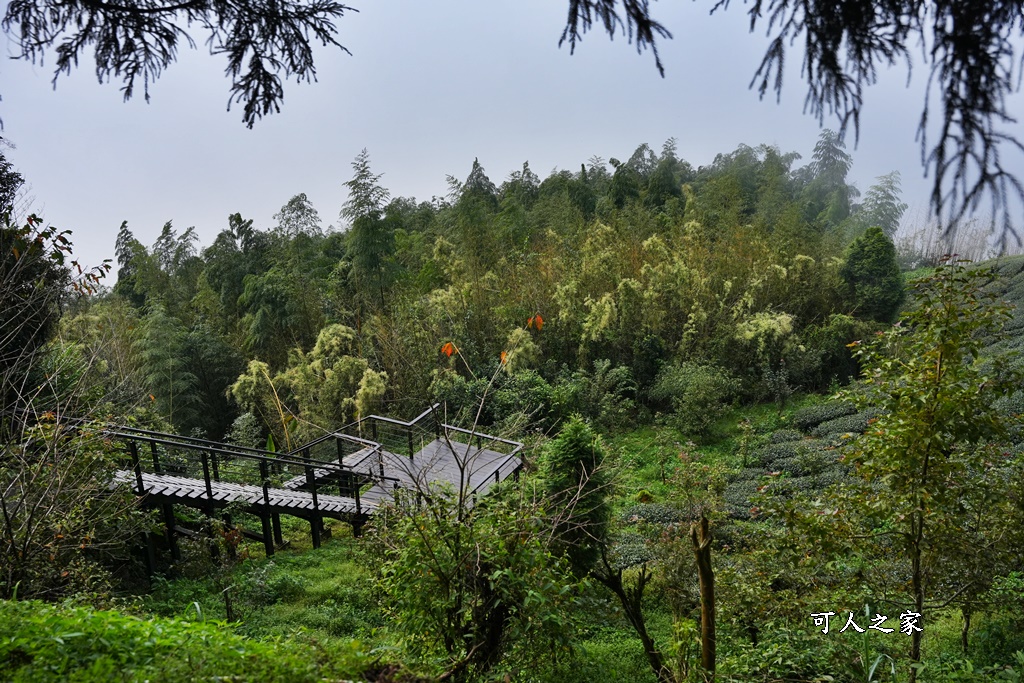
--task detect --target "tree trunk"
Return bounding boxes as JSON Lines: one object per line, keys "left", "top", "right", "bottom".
{"left": 961, "top": 606, "right": 971, "bottom": 654}
{"left": 595, "top": 566, "right": 675, "bottom": 683}
{"left": 691, "top": 516, "right": 715, "bottom": 681}
{"left": 908, "top": 518, "right": 924, "bottom": 683}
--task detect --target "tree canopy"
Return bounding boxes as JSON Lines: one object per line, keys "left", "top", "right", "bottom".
{"left": 562, "top": 0, "right": 1024, "bottom": 242}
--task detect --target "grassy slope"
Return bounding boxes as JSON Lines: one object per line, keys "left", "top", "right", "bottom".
{"left": 0, "top": 598, "right": 368, "bottom": 682}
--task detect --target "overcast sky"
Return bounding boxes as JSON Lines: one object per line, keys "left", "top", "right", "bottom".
{"left": 3, "top": 0, "right": 1021, "bottom": 272}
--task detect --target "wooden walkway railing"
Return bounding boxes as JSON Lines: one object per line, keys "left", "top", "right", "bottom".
{"left": 109, "top": 405, "right": 522, "bottom": 564}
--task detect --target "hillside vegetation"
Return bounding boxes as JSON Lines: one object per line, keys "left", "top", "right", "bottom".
{"left": 3, "top": 135, "right": 1024, "bottom": 682}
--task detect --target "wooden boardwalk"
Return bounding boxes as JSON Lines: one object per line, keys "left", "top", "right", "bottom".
{"left": 112, "top": 408, "right": 522, "bottom": 559}
{"left": 359, "top": 438, "right": 520, "bottom": 502}
{"left": 113, "top": 470, "right": 378, "bottom": 517}
{"left": 119, "top": 439, "right": 519, "bottom": 517}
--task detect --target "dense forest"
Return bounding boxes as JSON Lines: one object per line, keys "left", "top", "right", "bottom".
{"left": 3, "top": 133, "right": 1024, "bottom": 682}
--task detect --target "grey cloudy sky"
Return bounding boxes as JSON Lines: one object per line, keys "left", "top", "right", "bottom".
{"left": 3, "top": 0, "right": 1019, "bottom": 272}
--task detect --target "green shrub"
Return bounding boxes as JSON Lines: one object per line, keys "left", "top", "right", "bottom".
{"left": 237, "top": 562, "right": 306, "bottom": 607}
{"left": 431, "top": 368, "right": 560, "bottom": 431}
{"left": 754, "top": 442, "right": 800, "bottom": 468}
{"left": 994, "top": 390, "right": 1024, "bottom": 418}
{"left": 0, "top": 599, "right": 365, "bottom": 682}
{"left": 491, "top": 369, "right": 555, "bottom": 427}
{"left": 811, "top": 407, "right": 883, "bottom": 437}
{"left": 789, "top": 314, "right": 870, "bottom": 391}
{"left": 840, "top": 226, "right": 905, "bottom": 323}
{"left": 723, "top": 480, "right": 762, "bottom": 519}
{"left": 792, "top": 402, "right": 856, "bottom": 431}
{"left": 773, "top": 455, "right": 811, "bottom": 477}
{"left": 650, "top": 361, "right": 739, "bottom": 437}
{"left": 619, "top": 503, "right": 683, "bottom": 526}
{"left": 769, "top": 429, "right": 803, "bottom": 443}
{"left": 577, "top": 359, "right": 639, "bottom": 431}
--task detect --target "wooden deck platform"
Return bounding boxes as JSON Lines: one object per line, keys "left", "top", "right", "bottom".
{"left": 362, "top": 438, "right": 519, "bottom": 501}
{"left": 117, "top": 439, "right": 519, "bottom": 518}
{"left": 111, "top": 408, "right": 523, "bottom": 557}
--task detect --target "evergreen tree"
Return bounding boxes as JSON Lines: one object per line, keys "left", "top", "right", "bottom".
{"left": 274, "top": 193, "right": 323, "bottom": 237}
{"left": 112, "top": 223, "right": 148, "bottom": 308}
{"left": 803, "top": 129, "right": 857, "bottom": 229}
{"left": 341, "top": 149, "right": 394, "bottom": 312}
{"left": 840, "top": 226, "right": 904, "bottom": 322}
{"left": 855, "top": 171, "right": 908, "bottom": 238}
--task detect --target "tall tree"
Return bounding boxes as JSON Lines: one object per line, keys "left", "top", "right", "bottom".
{"left": 1, "top": 217, "right": 70, "bottom": 412}
{"left": 802, "top": 129, "right": 857, "bottom": 229}
{"left": 451, "top": 159, "right": 499, "bottom": 273}
{"left": 139, "top": 303, "right": 198, "bottom": 431}
{"left": 112, "top": 223, "right": 150, "bottom": 308}
{"left": 838, "top": 260, "right": 1021, "bottom": 682}
{"left": 274, "top": 193, "right": 323, "bottom": 238}
{"left": 341, "top": 149, "right": 394, "bottom": 312}
{"left": 854, "top": 171, "right": 908, "bottom": 238}
{"left": 840, "top": 226, "right": 904, "bottom": 323}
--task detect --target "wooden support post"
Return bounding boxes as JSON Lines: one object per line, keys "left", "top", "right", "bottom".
{"left": 305, "top": 458, "right": 321, "bottom": 549}
{"left": 150, "top": 442, "right": 161, "bottom": 473}
{"left": 162, "top": 504, "right": 180, "bottom": 561}
{"left": 258, "top": 460, "right": 274, "bottom": 557}
{"left": 260, "top": 515, "right": 275, "bottom": 557}
{"left": 355, "top": 480, "right": 361, "bottom": 516}
{"left": 143, "top": 531, "right": 157, "bottom": 577}
{"left": 200, "top": 453, "right": 214, "bottom": 515}
{"left": 222, "top": 512, "right": 236, "bottom": 560}
{"left": 130, "top": 441, "right": 145, "bottom": 495}
{"left": 272, "top": 513, "right": 283, "bottom": 546}
{"left": 200, "top": 452, "right": 217, "bottom": 559}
